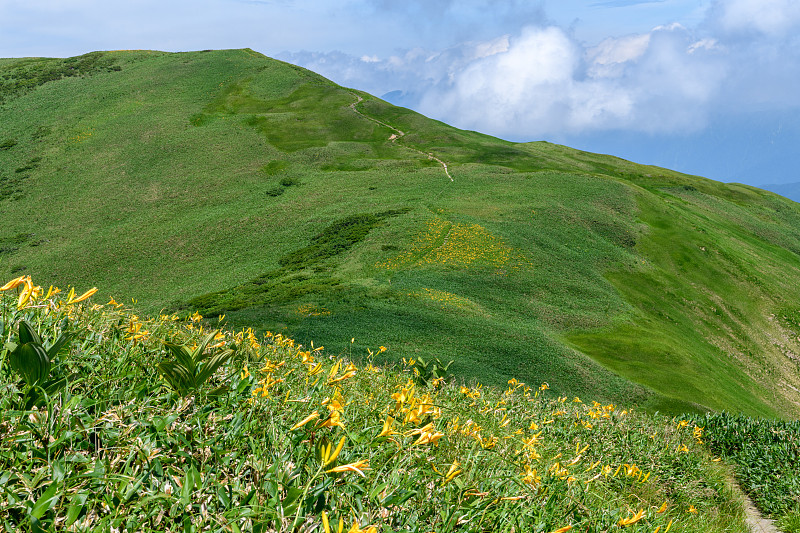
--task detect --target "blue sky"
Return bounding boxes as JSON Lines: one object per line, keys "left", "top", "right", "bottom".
{"left": 2, "top": 0, "right": 799, "bottom": 189}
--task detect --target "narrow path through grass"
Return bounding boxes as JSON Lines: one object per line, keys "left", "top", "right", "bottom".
{"left": 348, "top": 92, "right": 453, "bottom": 181}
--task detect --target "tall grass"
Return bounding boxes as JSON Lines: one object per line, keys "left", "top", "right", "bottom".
{"left": 688, "top": 411, "right": 800, "bottom": 531}
{"left": 0, "top": 279, "right": 748, "bottom": 532}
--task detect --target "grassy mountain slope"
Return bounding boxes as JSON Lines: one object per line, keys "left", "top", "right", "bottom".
{"left": 2, "top": 49, "right": 800, "bottom": 417}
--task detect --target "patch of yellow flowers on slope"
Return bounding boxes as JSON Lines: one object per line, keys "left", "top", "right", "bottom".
{"left": 378, "top": 217, "right": 532, "bottom": 272}
{"left": 234, "top": 328, "right": 713, "bottom": 532}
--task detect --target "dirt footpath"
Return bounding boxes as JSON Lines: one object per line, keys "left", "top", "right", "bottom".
{"left": 743, "top": 493, "right": 781, "bottom": 533}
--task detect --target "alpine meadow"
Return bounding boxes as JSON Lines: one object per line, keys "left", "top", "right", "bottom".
{"left": 1, "top": 49, "right": 800, "bottom": 532}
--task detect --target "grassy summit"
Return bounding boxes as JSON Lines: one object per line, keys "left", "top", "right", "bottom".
{"left": 2, "top": 49, "right": 800, "bottom": 417}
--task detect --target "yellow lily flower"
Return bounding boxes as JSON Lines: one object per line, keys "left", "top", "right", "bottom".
{"left": 67, "top": 287, "right": 98, "bottom": 305}
{"left": 317, "top": 410, "right": 345, "bottom": 429}
{"left": 45, "top": 285, "right": 60, "bottom": 299}
{"left": 378, "top": 416, "right": 399, "bottom": 438}
{"left": 0, "top": 275, "right": 28, "bottom": 291}
{"left": 325, "top": 459, "right": 370, "bottom": 477}
{"left": 322, "top": 511, "right": 331, "bottom": 533}
{"left": 290, "top": 411, "right": 319, "bottom": 431}
{"left": 346, "top": 521, "right": 377, "bottom": 533}
{"left": 618, "top": 509, "right": 645, "bottom": 527}
{"left": 17, "top": 282, "right": 34, "bottom": 309}
{"left": 442, "top": 462, "right": 462, "bottom": 486}
{"left": 321, "top": 436, "right": 346, "bottom": 466}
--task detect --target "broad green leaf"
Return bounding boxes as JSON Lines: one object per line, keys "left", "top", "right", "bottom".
{"left": 31, "top": 481, "right": 59, "bottom": 519}
{"left": 195, "top": 348, "right": 234, "bottom": 385}
{"left": 46, "top": 331, "right": 72, "bottom": 361}
{"left": 164, "top": 342, "right": 197, "bottom": 375}
{"left": 18, "top": 321, "right": 42, "bottom": 346}
{"left": 193, "top": 330, "right": 220, "bottom": 362}
{"left": 157, "top": 361, "right": 195, "bottom": 395}
{"left": 10, "top": 343, "right": 50, "bottom": 385}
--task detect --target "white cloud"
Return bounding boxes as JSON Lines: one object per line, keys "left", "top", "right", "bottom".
{"left": 687, "top": 38, "right": 720, "bottom": 54}
{"left": 712, "top": 0, "right": 800, "bottom": 35}
{"left": 586, "top": 33, "right": 651, "bottom": 78}
{"left": 406, "top": 23, "right": 729, "bottom": 138}
{"left": 469, "top": 35, "right": 510, "bottom": 62}
{"left": 272, "top": 1, "right": 800, "bottom": 141}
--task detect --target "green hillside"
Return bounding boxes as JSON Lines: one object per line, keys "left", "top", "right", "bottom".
{"left": 2, "top": 49, "right": 800, "bottom": 418}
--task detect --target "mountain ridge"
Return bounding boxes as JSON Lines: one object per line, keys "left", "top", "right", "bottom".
{"left": 2, "top": 48, "right": 800, "bottom": 417}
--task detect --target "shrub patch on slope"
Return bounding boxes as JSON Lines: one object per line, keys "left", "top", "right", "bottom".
{"left": 185, "top": 209, "right": 408, "bottom": 316}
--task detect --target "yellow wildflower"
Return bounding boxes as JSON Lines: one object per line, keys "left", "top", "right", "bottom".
{"left": 17, "top": 283, "right": 35, "bottom": 309}
{"left": 408, "top": 423, "right": 444, "bottom": 446}
{"left": 346, "top": 520, "right": 377, "bottom": 533}
{"left": 317, "top": 410, "right": 345, "bottom": 429}
{"left": 326, "top": 459, "right": 370, "bottom": 477}
{"left": 441, "top": 462, "right": 462, "bottom": 486}
{"left": 618, "top": 509, "right": 645, "bottom": 526}
{"left": 378, "top": 416, "right": 399, "bottom": 438}
{"left": 322, "top": 511, "right": 332, "bottom": 533}
{"left": 329, "top": 362, "right": 357, "bottom": 384}
{"left": 290, "top": 411, "right": 320, "bottom": 431}
{"left": 0, "top": 275, "right": 28, "bottom": 291}
{"left": 321, "top": 436, "right": 346, "bottom": 466}
{"left": 67, "top": 287, "right": 98, "bottom": 305}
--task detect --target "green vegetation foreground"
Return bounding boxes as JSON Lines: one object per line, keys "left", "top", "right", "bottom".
{"left": 0, "top": 278, "right": 750, "bottom": 532}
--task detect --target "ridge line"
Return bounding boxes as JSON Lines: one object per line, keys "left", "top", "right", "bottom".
{"left": 347, "top": 92, "right": 453, "bottom": 182}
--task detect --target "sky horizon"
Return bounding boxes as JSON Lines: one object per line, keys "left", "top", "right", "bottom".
{"left": 2, "top": 0, "right": 799, "bottom": 190}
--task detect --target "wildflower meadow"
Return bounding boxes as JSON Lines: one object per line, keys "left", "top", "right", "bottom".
{"left": 0, "top": 276, "right": 753, "bottom": 532}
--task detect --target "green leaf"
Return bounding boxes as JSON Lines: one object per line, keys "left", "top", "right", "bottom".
{"left": 180, "top": 472, "right": 193, "bottom": 506}
{"left": 31, "top": 481, "right": 59, "bottom": 519}
{"left": 157, "top": 361, "right": 195, "bottom": 395}
{"left": 192, "top": 330, "right": 220, "bottom": 362}
{"left": 65, "top": 491, "right": 88, "bottom": 527}
{"left": 10, "top": 343, "right": 50, "bottom": 386}
{"left": 41, "top": 376, "right": 68, "bottom": 396}
{"left": 195, "top": 348, "right": 234, "bottom": 386}
{"left": 164, "top": 342, "right": 197, "bottom": 376}
{"left": 18, "top": 321, "right": 42, "bottom": 346}
{"left": 46, "top": 331, "right": 72, "bottom": 361}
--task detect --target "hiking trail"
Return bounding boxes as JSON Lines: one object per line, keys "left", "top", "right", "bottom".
{"left": 348, "top": 93, "right": 453, "bottom": 182}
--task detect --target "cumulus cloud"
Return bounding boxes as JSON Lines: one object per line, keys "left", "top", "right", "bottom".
{"left": 710, "top": 0, "right": 800, "bottom": 36}
{"left": 287, "top": 23, "right": 725, "bottom": 139}
{"left": 427, "top": 24, "right": 731, "bottom": 137}
{"left": 285, "top": 0, "right": 800, "bottom": 142}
